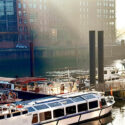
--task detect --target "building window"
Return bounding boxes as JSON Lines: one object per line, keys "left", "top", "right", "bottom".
{"left": 23, "top": 4, "right": 26, "bottom": 9}
{"left": 24, "top": 19, "right": 27, "bottom": 24}
{"left": 19, "top": 26, "right": 23, "bottom": 32}
{"left": 18, "top": 11, "right": 22, "bottom": 16}
{"left": 19, "top": 18, "right": 22, "bottom": 24}
{"left": 18, "top": 3, "right": 21, "bottom": 8}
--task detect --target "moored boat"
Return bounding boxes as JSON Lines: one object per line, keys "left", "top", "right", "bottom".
{"left": 0, "top": 81, "right": 21, "bottom": 104}
{"left": 0, "top": 91, "right": 115, "bottom": 125}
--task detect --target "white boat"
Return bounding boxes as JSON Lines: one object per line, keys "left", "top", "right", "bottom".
{"left": 0, "top": 91, "right": 115, "bottom": 125}
{"left": 104, "top": 67, "right": 120, "bottom": 81}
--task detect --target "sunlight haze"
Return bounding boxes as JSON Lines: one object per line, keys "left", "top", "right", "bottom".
{"left": 116, "top": 0, "right": 125, "bottom": 30}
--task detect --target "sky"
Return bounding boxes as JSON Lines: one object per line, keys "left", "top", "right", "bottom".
{"left": 116, "top": 0, "right": 125, "bottom": 30}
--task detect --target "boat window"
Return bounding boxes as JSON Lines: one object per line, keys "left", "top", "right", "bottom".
{"left": 82, "top": 94, "right": 97, "bottom": 100}
{"left": 0, "top": 115, "right": 4, "bottom": 119}
{"left": 3, "top": 108, "right": 7, "bottom": 111}
{"left": 104, "top": 70, "right": 107, "bottom": 74}
{"left": 66, "top": 105, "right": 76, "bottom": 115}
{"left": 13, "top": 112, "right": 21, "bottom": 117}
{"left": 11, "top": 109, "right": 15, "bottom": 113}
{"left": 111, "top": 71, "right": 115, "bottom": 74}
{"left": 53, "top": 108, "right": 64, "bottom": 118}
{"left": 47, "top": 102, "right": 62, "bottom": 107}
{"left": 22, "top": 110, "right": 28, "bottom": 114}
{"left": 27, "top": 107, "right": 35, "bottom": 112}
{"left": 101, "top": 99, "right": 107, "bottom": 106}
{"left": 32, "top": 114, "right": 38, "bottom": 124}
{"left": 7, "top": 114, "right": 11, "bottom": 118}
{"left": 39, "top": 111, "right": 52, "bottom": 121}
{"left": 71, "top": 97, "right": 85, "bottom": 102}
{"left": 34, "top": 104, "right": 49, "bottom": 110}
{"left": 60, "top": 99, "right": 73, "bottom": 105}
{"left": 78, "top": 103, "right": 88, "bottom": 112}
{"left": 89, "top": 101, "right": 98, "bottom": 109}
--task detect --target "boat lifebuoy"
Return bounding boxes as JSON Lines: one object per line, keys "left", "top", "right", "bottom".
{"left": 16, "top": 105, "right": 23, "bottom": 108}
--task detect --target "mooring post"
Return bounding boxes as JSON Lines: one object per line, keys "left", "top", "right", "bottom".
{"left": 98, "top": 31, "right": 104, "bottom": 84}
{"left": 89, "top": 31, "right": 96, "bottom": 85}
{"left": 30, "top": 32, "right": 35, "bottom": 77}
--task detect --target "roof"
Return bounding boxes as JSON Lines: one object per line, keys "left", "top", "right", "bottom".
{"left": 0, "top": 77, "right": 15, "bottom": 82}
{"left": 20, "top": 92, "right": 99, "bottom": 112}
{"left": 11, "top": 77, "right": 47, "bottom": 84}
{"left": 0, "top": 81, "right": 11, "bottom": 85}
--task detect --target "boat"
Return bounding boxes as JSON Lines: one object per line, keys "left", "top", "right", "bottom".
{"left": 0, "top": 91, "right": 115, "bottom": 125}
{"left": 0, "top": 81, "right": 21, "bottom": 104}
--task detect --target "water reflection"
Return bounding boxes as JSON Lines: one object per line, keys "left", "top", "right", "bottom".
{"left": 79, "top": 101, "right": 125, "bottom": 125}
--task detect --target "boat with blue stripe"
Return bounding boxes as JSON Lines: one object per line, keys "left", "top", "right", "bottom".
{"left": 0, "top": 91, "right": 115, "bottom": 125}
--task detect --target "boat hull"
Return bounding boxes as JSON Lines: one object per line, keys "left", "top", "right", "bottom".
{"left": 0, "top": 114, "right": 32, "bottom": 125}
{"left": 42, "top": 105, "right": 113, "bottom": 125}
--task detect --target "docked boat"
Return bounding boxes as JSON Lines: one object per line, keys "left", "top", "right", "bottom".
{"left": 0, "top": 81, "right": 21, "bottom": 104}
{"left": 0, "top": 91, "right": 115, "bottom": 125}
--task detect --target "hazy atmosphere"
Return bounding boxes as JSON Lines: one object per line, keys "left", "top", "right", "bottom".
{"left": 1, "top": 1, "right": 125, "bottom": 125}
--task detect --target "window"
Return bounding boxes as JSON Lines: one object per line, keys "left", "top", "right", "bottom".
{"left": 27, "top": 107, "right": 35, "bottom": 112}
{"left": 39, "top": 111, "right": 51, "bottom": 121}
{"left": 22, "top": 110, "right": 28, "bottom": 114}
{"left": 34, "top": 104, "right": 49, "bottom": 110}
{"left": 0, "top": 115, "right": 4, "bottom": 119}
{"left": 104, "top": 71, "right": 107, "bottom": 74}
{"left": 89, "top": 101, "right": 98, "bottom": 109}
{"left": 66, "top": 106, "right": 76, "bottom": 115}
{"left": 32, "top": 114, "right": 38, "bottom": 124}
{"left": 18, "top": 3, "right": 21, "bottom": 8}
{"left": 13, "top": 112, "right": 21, "bottom": 117}
{"left": 78, "top": 103, "right": 88, "bottom": 112}
{"left": 7, "top": 114, "right": 11, "bottom": 118}
{"left": 48, "top": 102, "right": 62, "bottom": 107}
{"left": 53, "top": 108, "right": 64, "bottom": 118}
{"left": 101, "top": 99, "right": 107, "bottom": 106}
{"left": 18, "top": 11, "right": 22, "bottom": 16}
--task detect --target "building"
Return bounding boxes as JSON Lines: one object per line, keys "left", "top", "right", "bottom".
{"left": 0, "top": 0, "right": 18, "bottom": 48}
{"left": 0, "top": 0, "right": 116, "bottom": 48}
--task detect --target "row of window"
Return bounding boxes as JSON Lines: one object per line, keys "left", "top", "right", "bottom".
{"left": 0, "top": 110, "right": 28, "bottom": 120}
{"left": 32, "top": 100, "right": 98, "bottom": 124}
{"left": 18, "top": 3, "right": 47, "bottom": 10}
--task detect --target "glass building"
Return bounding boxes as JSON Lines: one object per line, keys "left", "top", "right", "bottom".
{"left": 0, "top": 0, "right": 18, "bottom": 48}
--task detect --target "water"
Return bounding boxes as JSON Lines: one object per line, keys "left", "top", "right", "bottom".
{"left": 79, "top": 101, "right": 125, "bottom": 125}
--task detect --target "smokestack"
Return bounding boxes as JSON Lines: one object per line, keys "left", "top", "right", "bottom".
{"left": 98, "top": 31, "right": 104, "bottom": 83}
{"left": 89, "top": 31, "right": 96, "bottom": 85}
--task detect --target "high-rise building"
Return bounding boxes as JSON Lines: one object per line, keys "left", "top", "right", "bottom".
{"left": 0, "top": 0, "right": 18, "bottom": 48}
{"left": 0, "top": 0, "right": 116, "bottom": 48}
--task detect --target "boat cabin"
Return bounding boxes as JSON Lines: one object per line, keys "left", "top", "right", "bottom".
{"left": 0, "top": 81, "right": 14, "bottom": 90}
{"left": 0, "top": 105, "right": 28, "bottom": 120}
{"left": 24, "top": 93, "right": 107, "bottom": 124}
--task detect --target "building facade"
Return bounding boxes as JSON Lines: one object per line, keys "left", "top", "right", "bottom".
{"left": 0, "top": 0, "right": 116, "bottom": 48}
{"left": 0, "top": 0, "right": 18, "bottom": 48}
